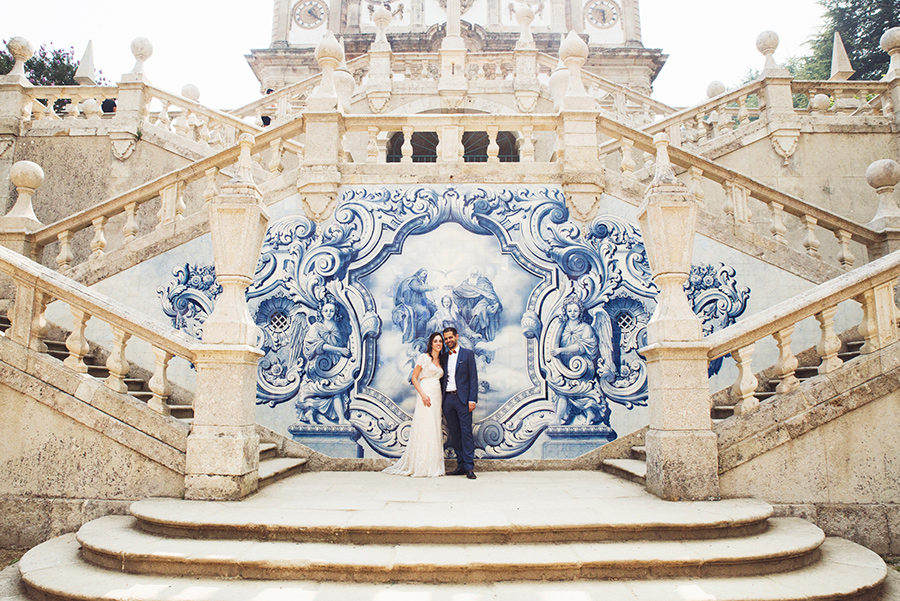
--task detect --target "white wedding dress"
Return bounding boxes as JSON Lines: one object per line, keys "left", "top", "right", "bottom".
{"left": 383, "top": 353, "right": 445, "bottom": 477}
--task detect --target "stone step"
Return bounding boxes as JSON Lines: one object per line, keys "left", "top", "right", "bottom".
{"left": 630, "top": 445, "right": 646, "bottom": 461}
{"left": 130, "top": 472, "right": 773, "bottom": 544}
{"left": 19, "top": 534, "right": 887, "bottom": 601}
{"left": 258, "top": 457, "right": 308, "bottom": 488}
{"left": 259, "top": 442, "right": 278, "bottom": 461}
{"left": 600, "top": 458, "right": 646, "bottom": 486}
{"left": 76, "top": 515, "right": 825, "bottom": 582}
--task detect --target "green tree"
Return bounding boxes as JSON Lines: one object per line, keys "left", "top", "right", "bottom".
{"left": 0, "top": 42, "right": 106, "bottom": 86}
{"left": 800, "top": 0, "right": 899, "bottom": 81}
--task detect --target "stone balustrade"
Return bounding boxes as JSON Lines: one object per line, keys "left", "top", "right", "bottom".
{"left": 706, "top": 248, "right": 900, "bottom": 415}
{"left": 23, "top": 86, "right": 119, "bottom": 122}
{"left": 598, "top": 117, "right": 883, "bottom": 271}
{"left": 0, "top": 243, "right": 198, "bottom": 415}
{"left": 28, "top": 120, "right": 305, "bottom": 276}
{"left": 790, "top": 80, "right": 893, "bottom": 116}
{"left": 143, "top": 85, "right": 261, "bottom": 149}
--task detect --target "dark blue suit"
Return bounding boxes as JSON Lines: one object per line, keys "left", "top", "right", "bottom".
{"left": 441, "top": 347, "right": 478, "bottom": 471}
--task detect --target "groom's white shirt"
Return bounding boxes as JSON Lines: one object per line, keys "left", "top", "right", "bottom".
{"left": 446, "top": 349, "right": 459, "bottom": 391}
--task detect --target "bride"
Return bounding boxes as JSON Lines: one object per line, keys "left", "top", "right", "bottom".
{"left": 383, "top": 332, "right": 445, "bottom": 477}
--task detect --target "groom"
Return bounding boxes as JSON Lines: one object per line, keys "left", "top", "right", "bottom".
{"left": 440, "top": 327, "right": 478, "bottom": 479}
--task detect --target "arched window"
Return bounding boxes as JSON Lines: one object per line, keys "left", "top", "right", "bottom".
{"left": 386, "top": 132, "right": 438, "bottom": 162}
{"left": 462, "top": 131, "right": 520, "bottom": 162}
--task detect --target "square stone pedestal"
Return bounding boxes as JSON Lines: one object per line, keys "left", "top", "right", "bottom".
{"left": 645, "top": 428, "right": 719, "bottom": 501}
{"left": 542, "top": 424, "right": 617, "bottom": 459}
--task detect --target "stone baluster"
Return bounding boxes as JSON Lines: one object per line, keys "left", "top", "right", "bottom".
{"left": 620, "top": 138, "right": 636, "bottom": 175}
{"left": 203, "top": 168, "right": 220, "bottom": 202}
{"left": 89, "top": 216, "right": 107, "bottom": 259}
{"left": 185, "top": 132, "right": 268, "bottom": 500}
{"left": 856, "top": 282, "right": 899, "bottom": 354}
{"left": 730, "top": 344, "right": 759, "bottom": 415}
{"left": 268, "top": 138, "right": 284, "bottom": 173}
{"left": 737, "top": 95, "right": 750, "bottom": 126}
{"left": 105, "top": 326, "right": 132, "bottom": 393}
{"left": 834, "top": 229, "right": 854, "bottom": 268}
{"left": 123, "top": 202, "right": 139, "bottom": 243}
{"left": 157, "top": 100, "right": 172, "bottom": 129}
{"left": 724, "top": 181, "right": 751, "bottom": 224}
{"left": 802, "top": 215, "right": 820, "bottom": 256}
{"left": 768, "top": 201, "right": 787, "bottom": 244}
{"left": 147, "top": 347, "right": 172, "bottom": 414}
{"left": 400, "top": 126, "right": 414, "bottom": 163}
{"left": 9, "top": 281, "right": 49, "bottom": 352}
{"left": 56, "top": 231, "right": 74, "bottom": 272}
{"left": 0, "top": 160, "right": 45, "bottom": 260}
{"left": 772, "top": 326, "right": 799, "bottom": 393}
{"left": 688, "top": 167, "right": 704, "bottom": 205}
{"left": 64, "top": 308, "right": 91, "bottom": 373}
{"left": 815, "top": 306, "right": 843, "bottom": 374}
{"left": 64, "top": 95, "right": 81, "bottom": 120}
{"left": 157, "top": 181, "right": 185, "bottom": 227}
{"left": 486, "top": 126, "right": 500, "bottom": 163}
{"left": 520, "top": 126, "right": 535, "bottom": 163}
{"left": 367, "top": 126, "right": 379, "bottom": 163}
{"left": 637, "top": 132, "right": 718, "bottom": 501}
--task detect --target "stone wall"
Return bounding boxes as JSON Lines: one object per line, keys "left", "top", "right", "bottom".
{"left": 718, "top": 341, "right": 900, "bottom": 554}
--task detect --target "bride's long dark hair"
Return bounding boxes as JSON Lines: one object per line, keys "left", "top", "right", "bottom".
{"left": 426, "top": 332, "right": 443, "bottom": 360}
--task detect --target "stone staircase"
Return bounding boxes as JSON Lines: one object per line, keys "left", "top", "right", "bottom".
{"left": 600, "top": 337, "right": 867, "bottom": 486}
{"left": 0, "top": 313, "right": 307, "bottom": 488}
{"left": 10, "top": 471, "right": 886, "bottom": 600}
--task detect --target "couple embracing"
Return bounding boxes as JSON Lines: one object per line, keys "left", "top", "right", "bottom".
{"left": 383, "top": 327, "right": 478, "bottom": 479}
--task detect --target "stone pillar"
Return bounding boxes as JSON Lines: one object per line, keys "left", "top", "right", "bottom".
{"left": 865, "top": 159, "right": 900, "bottom": 258}
{"left": 513, "top": 6, "right": 539, "bottom": 112}
{"left": 0, "top": 161, "right": 44, "bottom": 310}
{"left": 438, "top": 0, "right": 468, "bottom": 110}
{"left": 622, "top": 0, "right": 642, "bottom": 46}
{"left": 755, "top": 31, "right": 800, "bottom": 166}
{"left": 300, "top": 32, "right": 343, "bottom": 222}
{"left": 0, "top": 38, "right": 34, "bottom": 215}
{"left": 185, "top": 134, "right": 269, "bottom": 500}
{"left": 558, "top": 32, "right": 603, "bottom": 222}
{"left": 881, "top": 28, "right": 900, "bottom": 130}
{"left": 637, "top": 133, "right": 719, "bottom": 502}
{"left": 272, "top": 0, "right": 292, "bottom": 47}
{"left": 365, "top": 6, "right": 393, "bottom": 113}
{"left": 109, "top": 38, "right": 152, "bottom": 179}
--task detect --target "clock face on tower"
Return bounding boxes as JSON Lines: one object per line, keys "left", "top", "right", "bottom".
{"left": 584, "top": 0, "right": 620, "bottom": 28}
{"left": 293, "top": 0, "right": 329, "bottom": 29}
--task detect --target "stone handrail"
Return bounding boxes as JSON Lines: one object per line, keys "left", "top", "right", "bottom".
{"left": 0, "top": 243, "right": 198, "bottom": 414}
{"left": 790, "top": 80, "right": 892, "bottom": 116}
{"left": 706, "top": 249, "right": 900, "bottom": 415}
{"left": 597, "top": 117, "right": 882, "bottom": 268}
{"left": 536, "top": 53, "right": 676, "bottom": 123}
{"left": 23, "top": 85, "right": 119, "bottom": 120}
{"left": 230, "top": 55, "right": 370, "bottom": 120}
{"left": 30, "top": 118, "right": 307, "bottom": 272}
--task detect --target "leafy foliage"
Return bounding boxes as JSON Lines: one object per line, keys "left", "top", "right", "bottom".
{"left": 0, "top": 41, "right": 107, "bottom": 86}
{"left": 798, "top": 0, "right": 899, "bottom": 81}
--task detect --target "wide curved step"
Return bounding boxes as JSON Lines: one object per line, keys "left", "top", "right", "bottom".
{"left": 130, "top": 471, "right": 774, "bottom": 544}
{"left": 77, "top": 515, "right": 824, "bottom": 582}
{"left": 20, "top": 534, "right": 886, "bottom": 601}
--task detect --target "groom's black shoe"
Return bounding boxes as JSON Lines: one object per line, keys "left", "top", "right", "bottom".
{"left": 466, "top": 470, "right": 477, "bottom": 480}
{"left": 448, "top": 467, "right": 467, "bottom": 476}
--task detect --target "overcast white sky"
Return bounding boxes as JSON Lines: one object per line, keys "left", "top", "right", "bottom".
{"left": 5, "top": 0, "right": 826, "bottom": 110}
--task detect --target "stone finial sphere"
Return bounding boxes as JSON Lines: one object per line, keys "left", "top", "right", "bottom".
{"left": 866, "top": 159, "right": 900, "bottom": 190}
{"left": 10, "top": 161, "right": 44, "bottom": 190}
{"left": 559, "top": 31, "right": 588, "bottom": 62}
{"left": 372, "top": 5, "right": 392, "bottom": 27}
{"left": 881, "top": 27, "right": 900, "bottom": 53}
{"left": 80, "top": 98, "right": 101, "bottom": 116}
{"left": 131, "top": 37, "right": 153, "bottom": 61}
{"left": 810, "top": 93, "right": 831, "bottom": 111}
{"left": 316, "top": 31, "right": 344, "bottom": 65}
{"left": 706, "top": 81, "right": 726, "bottom": 98}
{"left": 516, "top": 5, "right": 535, "bottom": 26}
{"left": 7, "top": 37, "right": 34, "bottom": 62}
{"left": 182, "top": 84, "right": 200, "bottom": 101}
{"left": 756, "top": 30, "right": 779, "bottom": 55}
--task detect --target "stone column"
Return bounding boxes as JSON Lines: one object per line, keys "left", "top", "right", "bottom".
{"left": 881, "top": 28, "right": 900, "bottom": 130}
{"left": 865, "top": 159, "right": 900, "bottom": 258}
{"left": 0, "top": 38, "right": 34, "bottom": 216}
{"left": 300, "top": 33, "right": 344, "bottom": 222}
{"left": 514, "top": 6, "right": 539, "bottom": 112}
{"left": 109, "top": 38, "right": 153, "bottom": 190}
{"left": 272, "top": 0, "right": 292, "bottom": 47}
{"left": 756, "top": 31, "right": 800, "bottom": 166}
{"left": 622, "top": 0, "right": 642, "bottom": 46}
{"left": 0, "top": 161, "right": 44, "bottom": 311}
{"left": 438, "top": 0, "right": 468, "bottom": 109}
{"left": 184, "top": 134, "right": 269, "bottom": 500}
{"left": 558, "top": 32, "right": 603, "bottom": 222}
{"left": 365, "top": 6, "right": 393, "bottom": 113}
{"left": 637, "top": 133, "right": 719, "bottom": 502}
